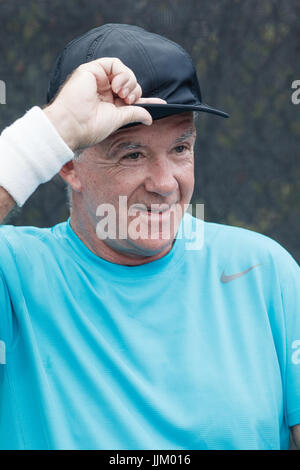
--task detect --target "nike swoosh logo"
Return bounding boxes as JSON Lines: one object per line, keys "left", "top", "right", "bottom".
{"left": 220, "top": 264, "right": 261, "bottom": 283}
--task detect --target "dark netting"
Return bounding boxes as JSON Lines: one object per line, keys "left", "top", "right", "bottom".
{"left": 0, "top": 0, "right": 299, "bottom": 262}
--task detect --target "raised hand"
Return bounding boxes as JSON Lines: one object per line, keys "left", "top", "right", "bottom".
{"left": 44, "top": 57, "right": 166, "bottom": 151}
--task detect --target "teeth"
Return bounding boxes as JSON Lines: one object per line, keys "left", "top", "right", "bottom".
{"left": 133, "top": 204, "right": 174, "bottom": 213}
{"left": 147, "top": 209, "right": 168, "bottom": 213}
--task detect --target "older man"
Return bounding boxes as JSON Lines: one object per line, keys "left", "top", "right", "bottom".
{"left": 0, "top": 24, "right": 299, "bottom": 450}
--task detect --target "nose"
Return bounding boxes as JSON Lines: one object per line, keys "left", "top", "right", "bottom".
{"left": 144, "top": 158, "right": 178, "bottom": 197}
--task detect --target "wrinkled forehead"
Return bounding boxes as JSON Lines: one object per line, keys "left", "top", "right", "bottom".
{"left": 102, "top": 112, "right": 196, "bottom": 149}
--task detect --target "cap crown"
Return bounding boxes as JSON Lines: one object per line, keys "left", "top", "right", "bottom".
{"left": 47, "top": 23, "right": 202, "bottom": 105}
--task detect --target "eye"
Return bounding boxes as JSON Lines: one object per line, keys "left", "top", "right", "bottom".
{"left": 174, "top": 145, "right": 188, "bottom": 154}
{"left": 122, "top": 152, "right": 142, "bottom": 160}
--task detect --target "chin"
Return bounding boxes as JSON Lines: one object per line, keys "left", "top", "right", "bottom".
{"left": 125, "top": 210, "right": 181, "bottom": 256}
{"left": 127, "top": 236, "right": 175, "bottom": 257}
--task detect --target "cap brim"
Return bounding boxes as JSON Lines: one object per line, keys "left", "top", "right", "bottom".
{"left": 120, "top": 102, "right": 229, "bottom": 129}
{"left": 135, "top": 102, "right": 229, "bottom": 119}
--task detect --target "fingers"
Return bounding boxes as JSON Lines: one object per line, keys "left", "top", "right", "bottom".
{"left": 75, "top": 58, "right": 166, "bottom": 106}
{"left": 94, "top": 57, "right": 142, "bottom": 103}
{"left": 124, "top": 84, "right": 143, "bottom": 104}
{"left": 113, "top": 95, "right": 168, "bottom": 128}
{"left": 76, "top": 62, "right": 110, "bottom": 93}
{"left": 136, "top": 97, "right": 167, "bottom": 104}
{"left": 117, "top": 105, "right": 153, "bottom": 127}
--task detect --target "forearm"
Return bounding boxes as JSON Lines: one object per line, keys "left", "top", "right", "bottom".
{"left": 290, "top": 424, "right": 300, "bottom": 450}
{"left": 0, "top": 186, "right": 15, "bottom": 224}
{"left": 0, "top": 107, "right": 74, "bottom": 220}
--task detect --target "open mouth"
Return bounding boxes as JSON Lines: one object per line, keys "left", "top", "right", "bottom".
{"left": 134, "top": 203, "right": 175, "bottom": 214}
{"left": 142, "top": 208, "right": 171, "bottom": 218}
{"left": 146, "top": 208, "right": 167, "bottom": 214}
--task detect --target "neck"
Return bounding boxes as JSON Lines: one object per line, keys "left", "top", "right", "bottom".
{"left": 69, "top": 209, "right": 174, "bottom": 266}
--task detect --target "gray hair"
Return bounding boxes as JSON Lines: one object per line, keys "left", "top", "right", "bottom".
{"left": 73, "top": 149, "right": 84, "bottom": 162}
{"left": 193, "top": 111, "right": 199, "bottom": 122}
{"left": 66, "top": 183, "right": 73, "bottom": 211}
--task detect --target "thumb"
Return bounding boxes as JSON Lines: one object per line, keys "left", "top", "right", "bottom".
{"left": 116, "top": 105, "right": 153, "bottom": 127}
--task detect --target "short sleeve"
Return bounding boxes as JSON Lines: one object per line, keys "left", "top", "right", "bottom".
{"left": 280, "top": 250, "right": 300, "bottom": 427}
{"left": 0, "top": 228, "right": 19, "bottom": 353}
{"left": 0, "top": 269, "right": 14, "bottom": 364}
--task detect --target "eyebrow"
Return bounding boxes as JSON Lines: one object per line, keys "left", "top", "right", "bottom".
{"left": 107, "top": 142, "right": 146, "bottom": 159}
{"left": 112, "top": 142, "right": 145, "bottom": 152}
{"left": 173, "top": 128, "right": 196, "bottom": 144}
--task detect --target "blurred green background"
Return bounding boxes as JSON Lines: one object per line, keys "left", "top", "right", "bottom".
{"left": 0, "top": 0, "right": 299, "bottom": 262}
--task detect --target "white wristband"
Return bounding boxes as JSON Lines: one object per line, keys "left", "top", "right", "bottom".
{"left": 0, "top": 106, "right": 74, "bottom": 206}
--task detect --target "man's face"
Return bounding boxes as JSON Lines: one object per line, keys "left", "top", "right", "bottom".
{"left": 71, "top": 112, "right": 196, "bottom": 259}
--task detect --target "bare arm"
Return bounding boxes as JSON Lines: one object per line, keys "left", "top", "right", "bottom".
{"left": 290, "top": 424, "right": 300, "bottom": 450}
{"left": 0, "top": 187, "right": 15, "bottom": 224}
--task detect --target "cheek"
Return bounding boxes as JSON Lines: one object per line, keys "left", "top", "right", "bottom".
{"left": 76, "top": 167, "right": 113, "bottom": 209}
{"left": 178, "top": 165, "right": 194, "bottom": 200}
{"left": 79, "top": 165, "right": 145, "bottom": 207}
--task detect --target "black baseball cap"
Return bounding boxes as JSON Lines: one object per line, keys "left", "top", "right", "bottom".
{"left": 47, "top": 23, "right": 229, "bottom": 121}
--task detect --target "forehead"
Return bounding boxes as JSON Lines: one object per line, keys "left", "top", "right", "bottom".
{"left": 102, "top": 112, "right": 195, "bottom": 150}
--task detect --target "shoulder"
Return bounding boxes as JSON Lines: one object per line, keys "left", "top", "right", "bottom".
{"left": 184, "top": 214, "right": 299, "bottom": 281}
{"left": 204, "top": 221, "right": 299, "bottom": 301}
{"left": 205, "top": 219, "right": 298, "bottom": 266}
{"left": 0, "top": 221, "right": 68, "bottom": 262}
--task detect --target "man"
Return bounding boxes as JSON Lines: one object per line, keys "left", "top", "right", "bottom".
{"left": 0, "top": 24, "right": 299, "bottom": 450}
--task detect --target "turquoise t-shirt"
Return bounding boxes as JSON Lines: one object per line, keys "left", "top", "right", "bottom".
{"left": 0, "top": 213, "right": 299, "bottom": 450}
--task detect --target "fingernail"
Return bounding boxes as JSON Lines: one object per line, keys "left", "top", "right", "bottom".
{"left": 120, "top": 87, "right": 129, "bottom": 98}
{"left": 128, "top": 93, "right": 135, "bottom": 104}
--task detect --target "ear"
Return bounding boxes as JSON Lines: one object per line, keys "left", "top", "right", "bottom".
{"left": 59, "top": 160, "right": 82, "bottom": 192}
